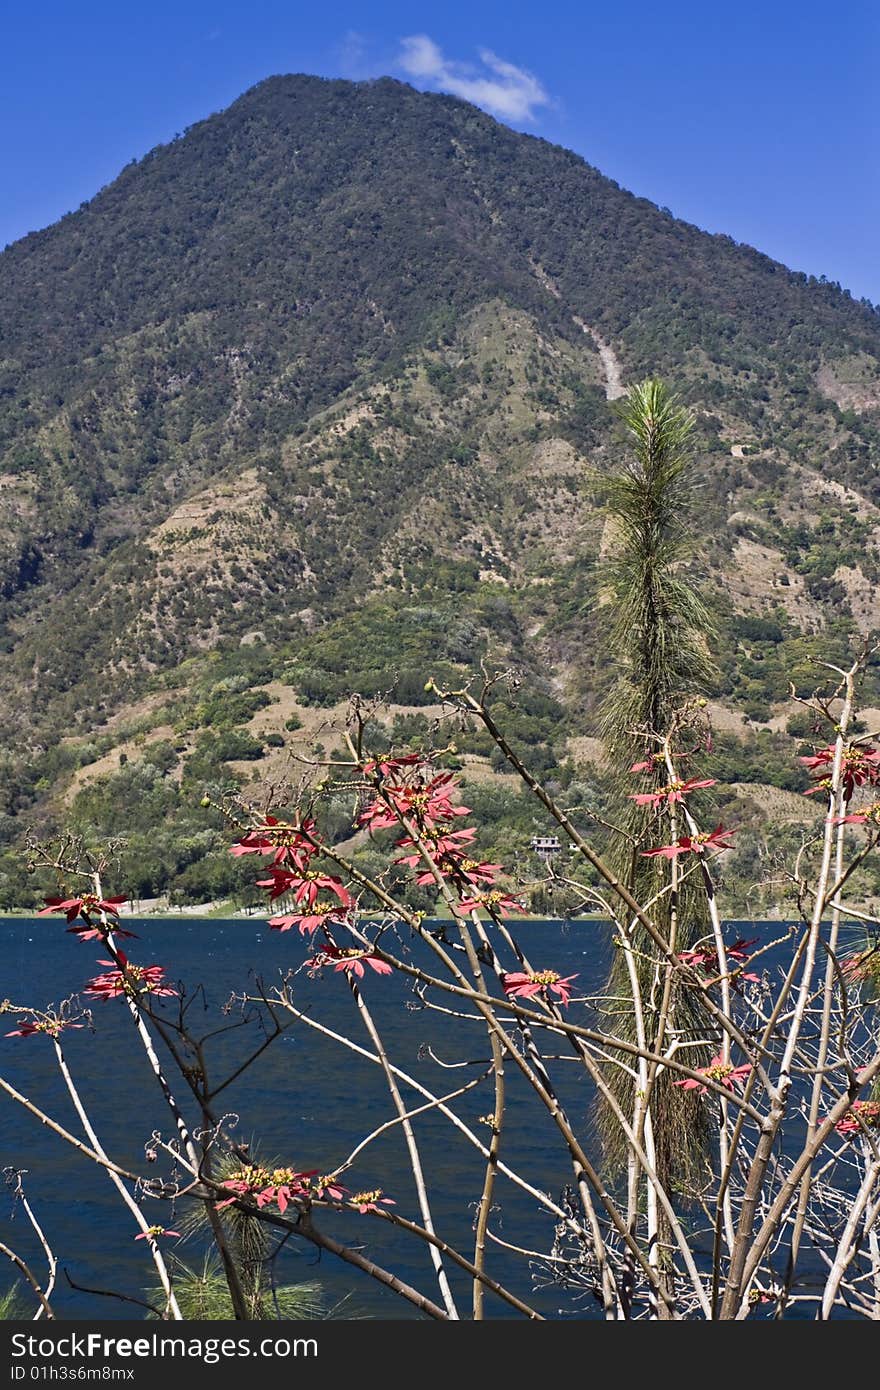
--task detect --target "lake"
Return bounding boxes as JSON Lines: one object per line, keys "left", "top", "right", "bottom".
{"left": 0, "top": 914, "right": 792, "bottom": 1320}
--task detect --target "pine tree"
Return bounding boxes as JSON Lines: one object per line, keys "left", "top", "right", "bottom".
{"left": 597, "top": 379, "right": 717, "bottom": 1301}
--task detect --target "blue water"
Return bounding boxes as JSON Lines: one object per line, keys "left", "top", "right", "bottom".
{"left": 2, "top": 914, "right": 623, "bottom": 1321}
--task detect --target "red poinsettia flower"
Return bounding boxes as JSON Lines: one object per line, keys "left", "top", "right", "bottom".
{"left": 39, "top": 894, "right": 128, "bottom": 923}
{"left": 268, "top": 889, "right": 355, "bottom": 936}
{"left": 305, "top": 945, "right": 393, "bottom": 978}
{"left": 217, "top": 1166, "right": 316, "bottom": 1212}
{"left": 673, "top": 1053, "right": 752, "bottom": 1093}
{"left": 501, "top": 969, "right": 578, "bottom": 1007}
{"left": 630, "top": 777, "right": 716, "bottom": 808}
{"left": 5, "top": 1017, "right": 84, "bottom": 1039}
{"left": 230, "top": 816, "right": 319, "bottom": 868}
{"left": 359, "top": 774, "right": 471, "bottom": 832}
{"left": 66, "top": 921, "right": 138, "bottom": 942}
{"left": 801, "top": 745, "right": 880, "bottom": 799}
{"left": 458, "top": 889, "right": 523, "bottom": 918}
{"left": 257, "top": 869, "right": 352, "bottom": 908}
{"left": 394, "top": 828, "right": 481, "bottom": 882}
{"left": 397, "top": 846, "right": 501, "bottom": 888}
{"left": 437, "top": 856, "right": 501, "bottom": 887}
{"left": 395, "top": 826, "right": 478, "bottom": 854}
{"left": 253, "top": 1174, "right": 315, "bottom": 1215}
{"left": 456, "top": 858, "right": 502, "bottom": 885}
{"left": 134, "top": 1226, "right": 181, "bottom": 1241}
{"left": 642, "top": 824, "right": 737, "bottom": 859}
{"left": 834, "top": 1100, "right": 880, "bottom": 1138}
{"left": 349, "top": 1188, "right": 395, "bottom": 1214}
{"left": 84, "top": 954, "right": 178, "bottom": 1001}
{"left": 678, "top": 936, "right": 760, "bottom": 982}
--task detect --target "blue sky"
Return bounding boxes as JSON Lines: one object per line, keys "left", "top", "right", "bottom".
{"left": 3, "top": 1, "right": 878, "bottom": 301}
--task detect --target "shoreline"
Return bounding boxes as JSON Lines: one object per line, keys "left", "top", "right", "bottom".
{"left": 0, "top": 909, "right": 818, "bottom": 924}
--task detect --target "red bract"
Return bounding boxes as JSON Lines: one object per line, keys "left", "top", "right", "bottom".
{"left": 362, "top": 753, "right": 424, "bottom": 776}
{"left": 257, "top": 870, "right": 351, "bottom": 909}
{"left": 831, "top": 800, "right": 880, "bottom": 826}
{"left": 359, "top": 799, "right": 401, "bottom": 832}
{"left": 39, "top": 894, "right": 128, "bottom": 923}
{"left": 84, "top": 955, "right": 178, "bottom": 1001}
{"left": 268, "top": 892, "right": 355, "bottom": 936}
{"left": 801, "top": 745, "right": 880, "bottom": 799}
{"left": 630, "top": 753, "right": 668, "bottom": 773}
{"left": 349, "top": 1188, "right": 395, "bottom": 1214}
{"left": 834, "top": 1100, "right": 880, "bottom": 1138}
{"left": 306, "top": 945, "right": 393, "bottom": 978}
{"left": 216, "top": 1181, "right": 251, "bottom": 1210}
{"left": 135, "top": 1227, "right": 181, "bottom": 1241}
{"left": 630, "top": 778, "right": 716, "bottom": 808}
{"left": 806, "top": 777, "right": 832, "bottom": 799}
{"left": 310, "top": 1176, "right": 348, "bottom": 1202}
{"left": 230, "top": 816, "right": 319, "bottom": 868}
{"left": 254, "top": 1184, "right": 302, "bottom": 1215}
{"left": 5, "top": 1020, "right": 45, "bottom": 1039}
{"left": 716, "top": 936, "right": 756, "bottom": 964}
{"left": 800, "top": 747, "right": 836, "bottom": 776}
{"left": 502, "top": 970, "right": 578, "bottom": 1008}
{"left": 255, "top": 867, "right": 300, "bottom": 902}
{"left": 673, "top": 1053, "right": 752, "bottom": 1093}
{"left": 642, "top": 825, "right": 737, "bottom": 859}
{"left": 5, "top": 1017, "right": 84, "bottom": 1039}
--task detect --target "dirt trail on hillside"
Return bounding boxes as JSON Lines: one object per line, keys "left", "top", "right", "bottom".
{"left": 572, "top": 317, "right": 626, "bottom": 400}
{"left": 527, "top": 257, "right": 626, "bottom": 401}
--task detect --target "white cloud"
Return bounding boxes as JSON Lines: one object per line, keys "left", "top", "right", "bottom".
{"left": 397, "top": 34, "right": 551, "bottom": 123}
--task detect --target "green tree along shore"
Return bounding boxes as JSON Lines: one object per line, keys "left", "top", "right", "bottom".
{"left": 0, "top": 75, "right": 879, "bottom": 909}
